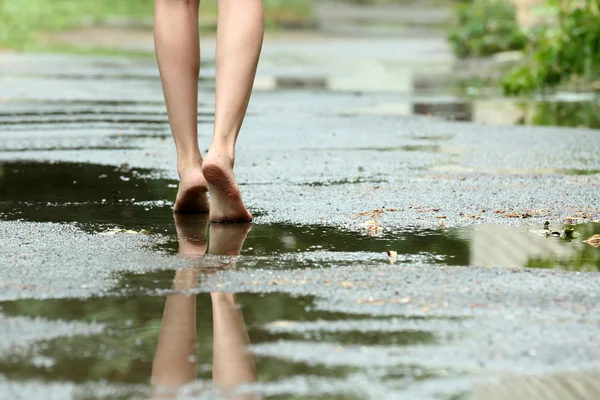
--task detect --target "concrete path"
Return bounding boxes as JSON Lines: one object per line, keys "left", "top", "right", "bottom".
{"left": 0, "top": 26, "right": 599, "bottom": 400}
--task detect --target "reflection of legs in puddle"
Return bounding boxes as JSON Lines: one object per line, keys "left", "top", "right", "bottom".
{"left": 154, "top": 0, "right": 208, "bottom": 213}
{"left": 152, "top": 218, "right": 256, "bottom": 398}
{"left": 151, "top": 215, "right": 207, "bottom": 396}
{"left": 209, "top": 223, "right": 257, "bottom": 398}
{"left": 211, "top": 292, "right": 258, "bottom": 399}
{"left": 151, "top": 269, "right": 199, "bottom": 397}
{"left": 174, "top": 213, "right": 209, "bottom": 257}
{"left": 202, "top": 0, "right": 263, "bottom": 223}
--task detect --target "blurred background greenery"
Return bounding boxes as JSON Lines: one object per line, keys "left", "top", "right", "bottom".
{"left": 447, "top": 0, "right": 600, "bottom": 94}
{"left": 0, "top": 0, "right": 314, "bottom": 49}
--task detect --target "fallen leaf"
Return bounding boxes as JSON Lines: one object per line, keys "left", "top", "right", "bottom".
{"left": 502, "top": 213, "right": 522, "bottom": 218}
{"left": 341, "top": 281, "right": 354, "bottom": 288}
{"left": 584, "top": 234, "right": 600, "bottom": 248}
{"left": 436, "top": 215, "right": 447, "bottom": 219}
{"left": 357, "top": 208, "right": 385, "bottom": 218}
{"left": 460, "top": 213, "right": 481, "bottom": 219}
{"left": 392, "top": 297, "right": 411, "bottom": 304}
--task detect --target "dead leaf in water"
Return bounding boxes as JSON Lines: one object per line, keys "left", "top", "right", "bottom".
{"left": 357, "top": 208, "right": 385, "bottom": 218}
{"left": 363, "top": 220, "right": 383, "bottom": 235}
{"left": 118, "top": 163, "right": 131, "bottom": 173}
{"left": 584, "top": 234, "right": 600, "bottom": 248}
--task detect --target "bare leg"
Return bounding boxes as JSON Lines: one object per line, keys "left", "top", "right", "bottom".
{"left": 208, "top": 223, "right": 257, "bottom": 398}
{"left": 211, "top": 293, "right": 258, "bottom": 399}
{"left": 151, "top": 215, "right": 208, "bottom": 396}
{"left": 154, "top": 0, "right": 209, "bottom": 213}
{"left": 202, "top": 0, "right": 264, "bottom": 222}
{"left": 151, "top": 273, "right": 198, "bottom": 396}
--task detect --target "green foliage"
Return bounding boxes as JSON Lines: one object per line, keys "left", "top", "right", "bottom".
{"left": 502, "top": 0, "right": 600, "bottom": 94}
{"left": 447, "top": 0, "right": 527, "bottom": 58}
{"left": 521, "top": 100, "right": 600, "bottom": 129}
{"left": 0, "top": 0, "right": 154, "bottom": 48}
{"left": 0, "top": 0, "right": 314, "bottom": 49}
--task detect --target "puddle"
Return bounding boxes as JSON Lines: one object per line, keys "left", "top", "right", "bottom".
{"left": 0, "top": 161, "right": 598, "bottom": 398}
{"left": 474, "top": 370, "right": 600, "bottom": 400}
{"left": 1, "top": 161, "right": 598, "bottom": 271}
{"left": 340, "top": 70, "right": 600, "bottom": 129}
{"left": 0, "top": 292, "right": 438, "bottom": 399}
{"left": 350, "top": 98, "right": 600, "bottom": 128}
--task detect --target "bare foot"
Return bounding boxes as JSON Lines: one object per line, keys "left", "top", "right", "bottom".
{"left": 202, "top": 150, "right": 252, "bottom": 222}
{"left": 174, "top": 166, "right": 209, "bottom": 213}
{"left": 208, "top": 223, "right": 253, "bottom": 256}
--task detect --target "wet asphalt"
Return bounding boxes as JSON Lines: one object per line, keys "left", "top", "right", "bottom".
{"left": 0, "top": 44, "right": 600, "bottom": 400}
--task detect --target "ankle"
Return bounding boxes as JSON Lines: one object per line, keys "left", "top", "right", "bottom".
{"left": 177, "top": 155, "right": 203, "bottom": 176}
{"left": 207, "top": 146, "right": 235, "bottom": 167}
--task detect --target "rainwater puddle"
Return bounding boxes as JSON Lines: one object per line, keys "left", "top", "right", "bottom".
{"left": 346, "top": 77, "right": 600, "bottom": 128}
{"left": 353, "top": 98, "right": 600, "bottom": 128}
{"left": 0, "top": 161, "right": 598, "bottom": 398}
{"left": 0, "top": 291, "right": 441, "bottom": 399}
{"left": 0, "top": 161, "right": 598, "bottom": 271}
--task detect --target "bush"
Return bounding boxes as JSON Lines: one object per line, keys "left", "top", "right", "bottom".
{"left": 448, "top": 0, "right": 527, "bottom": 58}
{"left": 502, "top": 0, "right": 600, "bottom": 95}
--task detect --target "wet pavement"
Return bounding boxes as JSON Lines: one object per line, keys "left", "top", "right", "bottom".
{"left": 1, "top": 33, "right": 600, "bottom": 399}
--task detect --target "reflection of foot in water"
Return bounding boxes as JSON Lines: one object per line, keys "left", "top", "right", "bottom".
{"left": 152, "top": 216, "right": 257, "bottom": 399}
{"left": 174, "top": 213, "right": 209, "bottom": 258}
{"left": 208, "top": 221, "right": 252, "bottom": 256}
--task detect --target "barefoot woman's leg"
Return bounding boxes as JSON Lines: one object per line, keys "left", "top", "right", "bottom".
{"left": 154, "top": 0, "right": 209, "bottom": 213}
{"left": 202, "top": 0, "right": 264, "bottom": 222}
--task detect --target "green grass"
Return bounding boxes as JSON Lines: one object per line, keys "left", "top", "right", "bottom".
{"left": 0, "top": 0, "right": 314, "bottom": 50}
